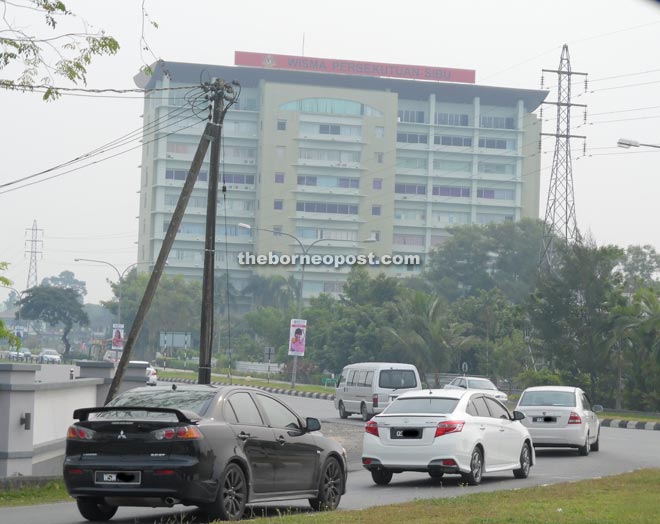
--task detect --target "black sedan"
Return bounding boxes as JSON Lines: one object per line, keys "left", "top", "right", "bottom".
{"left": 63, "top": 384, "right": 347, "bottom": 521}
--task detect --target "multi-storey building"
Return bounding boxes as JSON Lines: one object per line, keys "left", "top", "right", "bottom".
{"left": 134, "top": 52, "right": 547, "bottom": 307}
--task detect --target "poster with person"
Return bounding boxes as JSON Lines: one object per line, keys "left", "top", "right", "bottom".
{"left": 288, "top": 318, "right": 307, "bottom": 357}
{"left": 111, "top": 323, "right": 125, "bottom": 350}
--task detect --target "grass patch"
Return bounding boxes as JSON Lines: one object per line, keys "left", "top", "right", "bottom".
{"left": 3, "top": 469, "right": 659, "bottom": 523}
{"left": 601, "top": 411, "right": 660, "bottom": 423}
{"left": 248, "top": 469, "right": 660, "bottom": 524}
{"left": 0, "top": 480, "right": 70, "bottom": 507}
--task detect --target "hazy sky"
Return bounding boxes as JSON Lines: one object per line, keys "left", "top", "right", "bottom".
{"left": 2, "top": 0, "right": 660, "bottom": 304}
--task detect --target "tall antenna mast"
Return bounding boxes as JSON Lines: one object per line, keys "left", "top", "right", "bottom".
{"left": 539, "top": 44, "right": 587, "bottom": 267}
{"left": 25, "top": 220, "right": 43, "bottom": 289}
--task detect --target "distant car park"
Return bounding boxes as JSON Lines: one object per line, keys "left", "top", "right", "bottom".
{"left": 38, "top": 348, "right": 62, "bottom": 364}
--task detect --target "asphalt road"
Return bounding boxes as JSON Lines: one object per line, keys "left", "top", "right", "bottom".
{"left": 2, "top": 395, "right": 658, "bottom": 524}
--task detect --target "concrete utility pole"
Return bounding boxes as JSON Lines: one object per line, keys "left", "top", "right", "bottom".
{"left": 198, "top": 80, "right": 239, "bottom": 385}
{"left": 104, "top": 118, "right": 216, "bottom": 404}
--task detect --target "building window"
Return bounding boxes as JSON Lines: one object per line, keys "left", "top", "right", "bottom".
{"left": 223, "top": 173, "right": 255, "bottom": 185}
{"left": 373, "top": 178, "right": 383, "bottom": 190}
{"left": 375, "top": 126, "right": 385, "bottom": 138}
{"left": 274, "top": 199, "right": 283, "bottom": 210}
{"left": 371, "top": 230, "right": 381, "bottom": 241}
{"left": 433, "top": 185, "right": 471, "bottom": 197}
{"left": 297, "top": 175, "right": 317, "bottom": 186}
{"left": 478, "top": 162, "right": 515, "bottom": 174}
{"left": 397, "top": 132, "right": 428, "bottom": 144}
{"left": 273, "top": 225, "right": 283, "bottom": 236}
{"left": 319, "top": 124, "right": 340, "bottom": 135}
{"left": 372, "top": 205, "right": 381, "bottom": 216}
{"left": 477, "top": 188, "right": 515, "bottom": 200}
{"left": 375, "top": 152, "right": 384, "bottom": 163}
{"left": 295, "top": 201, "right": 359, "bottom": 215}
{"left": 480, "top": 116, "right": 515, "bottom": 130}
{"left": 478, "top": 137, "right": 514, "bottom": 150}
{"left": 398, "top": 109, "right": 425, "bottom": 123}
{"left": 277, "top": 119, "right": 287, "bottom": 131}
{"left": 395, "top": 183, "right": 426, "bottom": 195}
{"left": 275, "top": 172, "right": 285, "bottom": 183}
{"left": 435, "top": 112, "right": 469, "bottom": 126}
{"left": 393, "top": 234, "right": 424, "bottom": 246}
{"left": 435, "top": 135, "right": 473, "bottom": 147}
{"left": 338, "top": 177, "right": 359, "bottom": 189}
{"left": 397, "top": 157, "right": 427, "bottom": 169}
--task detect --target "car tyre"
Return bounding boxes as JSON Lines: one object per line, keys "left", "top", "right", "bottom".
{"left": 76, "top": 498, "right": 118, "bottom": 521}
{"left": 361, "top": 403, "right": 372, "bottom": 421}
{"left": 513, "top": 442, "right": 532, "bottom": 479}
{"left": 309, "top": 456, "right": 343, "bottom": 511}
{"left": 338, "top": 401, "right": 348, "bottom": 419}
{"left": 461, "top": 447, "right": 484, "bottom": 486}
{"left": 371, "top": 468, "right": 393, "bottom": 485}
{"left": 208, "top": 463, "right": 247, "bottom": 521}
{"left": 590, "top": 429, "right": 600, "bottom": 452}
{"left": 578, "top": 434, "right": 590, "bottom": 456}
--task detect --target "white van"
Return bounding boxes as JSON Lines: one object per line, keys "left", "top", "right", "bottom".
{"left": 334, "top": 362, "right": 422, "bottom": 420}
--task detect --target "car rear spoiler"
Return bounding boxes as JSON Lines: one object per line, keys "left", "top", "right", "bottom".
{"left": 73, "top": 406, "right": 195, "bottom": 423}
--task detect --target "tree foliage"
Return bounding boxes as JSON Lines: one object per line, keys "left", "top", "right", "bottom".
{"left": 18, "top": 284, "right": 88, "bottom": 357}
{"left": 1, "top": 0, "right": 120, "bottom": 100}
{"left": 0, "top": 262, "right": 21, "bottom": 346}
{"left": 41, "top": 269, "right": 87, "bottom": 296}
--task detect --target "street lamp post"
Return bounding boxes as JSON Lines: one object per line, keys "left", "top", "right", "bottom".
{"left": 617, "top": 138, "right": 660, "bottom": 150}
{"left": 238, "top": 223, "right": 374, "bottom": 388}
{"left": 74, "top": 259, "right": 138, "bottom": 325}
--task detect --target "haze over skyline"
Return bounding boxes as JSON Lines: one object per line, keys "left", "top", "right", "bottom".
{"left": 2, "top": 0, "right": 660, "bottom": 304}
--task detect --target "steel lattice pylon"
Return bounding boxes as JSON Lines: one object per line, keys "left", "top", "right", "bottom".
{"left": 540, "top": 44, "right": 587, "bottom": 267}
{"left": 25, "top": 220, "right": 43, "bottom": 289}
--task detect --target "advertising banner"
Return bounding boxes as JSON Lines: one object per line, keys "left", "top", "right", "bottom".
{"left": 111, "top": 323, "right": 125, "bottom": 350}
{"left": 288, "top": 319, "right": 307, "bottom": 357}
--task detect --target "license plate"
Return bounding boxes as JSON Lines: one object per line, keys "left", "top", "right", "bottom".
{"left": 95, "top": 471, "right": 141, "bottom": 485}
{"left": 390, "top": 428, "right": 422, "bottom": 439}
{"left": 533, "top": 416, "right": 556, "bottom": 423}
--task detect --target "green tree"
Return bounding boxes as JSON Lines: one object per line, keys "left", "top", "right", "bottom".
{"left": 41, "top": 270, "right": 87, "bottom": 296}
{"left": 242, "top": 274, "right": 295, "bottom": 310}
{"left": 0, "top": 262, "right": 21, "bottom": 347}
{"left": 18, "top": 285, "right": 88, "bottom": 357}
{"left": 529, "top": 240, "right": 625, "bottom": 400}
{"left": 617, "top": 245, "right": 660, "bottom": 293}
{"left": 1, "top": 1, "right": 120, "bottom": 99}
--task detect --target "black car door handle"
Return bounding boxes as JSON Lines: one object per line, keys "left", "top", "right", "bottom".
{"left": 237, "top": 432, "right": 251, "bottom": 440}
{"left": 276, "top": 435, "right": 286, "bottom": 445}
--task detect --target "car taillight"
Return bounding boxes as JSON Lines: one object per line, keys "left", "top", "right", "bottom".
{"left": 372, "top": 393, "right": 378, "bottom": 408}
{"left": 365, "top": 420, "right": 379, "bottom": 436}
{"left": 568, "top": 412, "right": 582, "bottom": 424}
{"left": 67, "top": 425, "right": 96, "bottom": 440}
{"left": 152, "top": 425, "right": 203, "bottom": 440}
{"left": 434, "top": 420, "right": 464, "bottom": 437}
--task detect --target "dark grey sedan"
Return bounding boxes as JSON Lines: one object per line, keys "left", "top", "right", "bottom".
{"left": 63, "top": 384, "right": 347, "bottom": 521}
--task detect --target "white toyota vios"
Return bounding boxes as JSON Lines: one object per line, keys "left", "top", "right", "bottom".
{"left": 362, "top": 389, "right": 534, "bottom": 486}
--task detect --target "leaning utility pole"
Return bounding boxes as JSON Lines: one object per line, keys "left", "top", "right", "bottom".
{"left": 539, "top": 44, "right": 587, "bottom": 268}
{"left": 198, "top": 80, "right": 239, "bottom": 385}
{"left": 104, "top": 119, "right": 215, "bottom": 403}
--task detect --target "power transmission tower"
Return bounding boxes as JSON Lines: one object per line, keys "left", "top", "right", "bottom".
{"left": 539, "top": 44, "right": 587, "bottom": 268}
{"left": 25, "top": 220, "right": 43, "bottom": 288}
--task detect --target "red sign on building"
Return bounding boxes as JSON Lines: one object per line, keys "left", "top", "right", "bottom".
{"left": 235, "top": 51, "right": 476, "bottom": 84}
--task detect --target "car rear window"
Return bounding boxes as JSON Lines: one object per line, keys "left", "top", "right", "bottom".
{"left": 379, "top": 369, "right": 417, "bottom": 389}
{"left": 467, "top": 378, "right": 496, "bottom": 390}
{"left": 519, "top": 390, "right": 576, "bottom": 407}
{"left": 103, "top": 389, "right": 217, "bottom": 417}
{"left": 384, "top": 397, "right": 458, "bottom": 414}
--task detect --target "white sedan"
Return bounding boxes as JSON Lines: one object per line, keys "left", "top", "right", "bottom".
{"left": 515, "top": 385, "right": 603, "bottom": 455}
{"left": 362, "top": 389, "right": 534, "bottom": 486}
{"left": 444, "top": 376, "right": 508, "bottom": 402}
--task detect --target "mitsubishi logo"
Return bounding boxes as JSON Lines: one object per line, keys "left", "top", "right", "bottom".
{"left": 117, "top": 430, "right": 127, "bottom": 439}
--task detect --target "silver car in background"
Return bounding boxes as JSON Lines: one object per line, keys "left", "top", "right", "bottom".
{"left": 515, "top": 386, "right": 603, "bottom": 455}
{"left": 444, "top": 376, "right": 508, "bottom": 402}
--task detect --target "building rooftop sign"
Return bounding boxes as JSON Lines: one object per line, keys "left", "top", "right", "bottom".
{"left": 234, "top": 51, "right": 476, "bottom": 84}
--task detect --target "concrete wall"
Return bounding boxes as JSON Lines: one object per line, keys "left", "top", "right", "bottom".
{"left": 0, "top": 361, "right": 148, "bottom": 478}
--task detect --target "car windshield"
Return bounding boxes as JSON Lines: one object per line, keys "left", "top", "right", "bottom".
{"left": 100, "top": 389, "right": 217, "bottom": 419}
{"left": 467, "top": 378, "right": 496, "bottom": 390}
{"left": 519, "top": 390, "right": 576, "bottom": 407}
{"left": 379, "top": 369, "right": 417, "bottom": 389}
{"left": 384, "top": 397, "right": 459, "bottom": 415}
